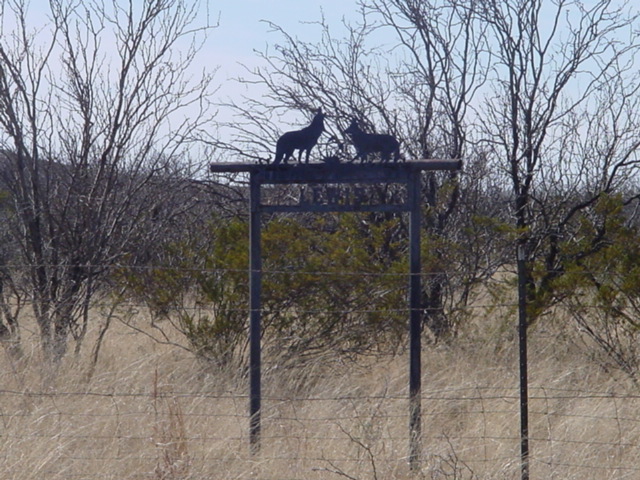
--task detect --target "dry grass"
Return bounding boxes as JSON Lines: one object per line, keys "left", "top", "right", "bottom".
{"left": 0, "top": 309, "right": 638, "bottom": 480}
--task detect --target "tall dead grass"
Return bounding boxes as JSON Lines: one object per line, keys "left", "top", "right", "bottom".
{"left": 0, "top": 309, "right": 638, "bottom": 480}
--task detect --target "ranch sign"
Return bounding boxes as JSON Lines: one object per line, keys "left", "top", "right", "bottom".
{"left": 210, "top": 109, "right": 461, "bottom": 468}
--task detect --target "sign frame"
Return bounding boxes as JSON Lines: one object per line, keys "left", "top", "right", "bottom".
{"left": 210, "top": 159, "right": 461, "bottom": 467}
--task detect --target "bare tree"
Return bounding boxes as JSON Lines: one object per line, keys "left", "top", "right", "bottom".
{"left": 212, "top": 0, "right": 640, "bottom": 349}
{"left": 0, "top": 0, "right": 217, "bottom": 363}
{"left": 214, "top": 1, "right": 496, "bottom": 339}
{"left": 363, "top": 0, "right": 495, "bottom": 337}
{"left": 477, "top": 0, "right": 640, "bottom": 323}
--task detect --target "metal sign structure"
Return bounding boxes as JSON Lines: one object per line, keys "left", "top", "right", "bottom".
{"left": 210, "top": 159, "right": 461, "bottom": 467}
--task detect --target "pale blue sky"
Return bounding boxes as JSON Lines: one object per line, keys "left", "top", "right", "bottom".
{"left": 2, "top": 1, "right": 362, "bottom": 123}
{"left": 4, "top": 1, "right": 359, "bottom": 80}
{"left": 213, "top": 0, "right": 359, "bottom": 80}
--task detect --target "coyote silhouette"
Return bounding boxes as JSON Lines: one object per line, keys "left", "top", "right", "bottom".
{"left": 273, "top": 109, "right": 325, "bottom": 164}
{"left": 343, "top": 119, "right": 400, "bottom": 163}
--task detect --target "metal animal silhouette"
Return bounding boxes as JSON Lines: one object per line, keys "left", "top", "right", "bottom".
{"left": 343, "top": 119, "right": 401, "bottom": 163}
{"left": 273, "top": 109, "right": 325, "bottom": 165}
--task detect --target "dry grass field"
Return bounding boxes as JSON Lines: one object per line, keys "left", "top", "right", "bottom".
{"left": 1, "top": 308, "right": 639, "bottom": 480}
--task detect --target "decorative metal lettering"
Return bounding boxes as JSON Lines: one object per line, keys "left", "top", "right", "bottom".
{"left": 297, "top": 184, "right": 402, "bottom": 208}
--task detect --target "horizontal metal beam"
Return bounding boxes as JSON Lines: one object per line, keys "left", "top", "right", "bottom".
{"left": 210, "top": 159, "right": 461, "bottom": 185}
{"left": 260, "top": 202, "right": 411, "bottom": 214}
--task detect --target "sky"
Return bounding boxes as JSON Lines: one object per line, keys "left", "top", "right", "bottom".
{"left": 212, "top": 0, "right": 360, "bottom": 95}
{"left": 214, "top": 0, "right": 358, "bottom": 58}
{"left": 1, "top": 0, "right": 364, "bottom": 136}
{"left": 5, "top": 1, "right": 361, "bottom": 88}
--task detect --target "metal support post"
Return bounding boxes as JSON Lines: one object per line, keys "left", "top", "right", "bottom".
{"left": 249, "top": 172, "right": 262, "bottom": 453}
{"left": 408, "top": 173, "right": 422, "bottom": 469}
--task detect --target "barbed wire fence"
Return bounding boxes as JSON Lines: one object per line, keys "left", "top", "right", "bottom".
{"left": 0, "top": 265, "right": 639, "bottom": 479}
{"left": 1, "top": 385, "right": 639, "bottom": 479}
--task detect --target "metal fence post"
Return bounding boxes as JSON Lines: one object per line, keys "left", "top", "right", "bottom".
{"left": 517, "top": 243, "right": 530, "bottom": 480}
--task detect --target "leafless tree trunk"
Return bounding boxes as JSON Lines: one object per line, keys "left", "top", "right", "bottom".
{"left": 0, "top": 0, "right": 217, "bottom": 363}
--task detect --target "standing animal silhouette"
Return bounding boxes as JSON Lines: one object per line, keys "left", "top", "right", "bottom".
{"left": 273, "top": 109, "right": 325, "bottom": 164}
{"left": 343, "top": 119, "right": 401, "bottom": 163}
